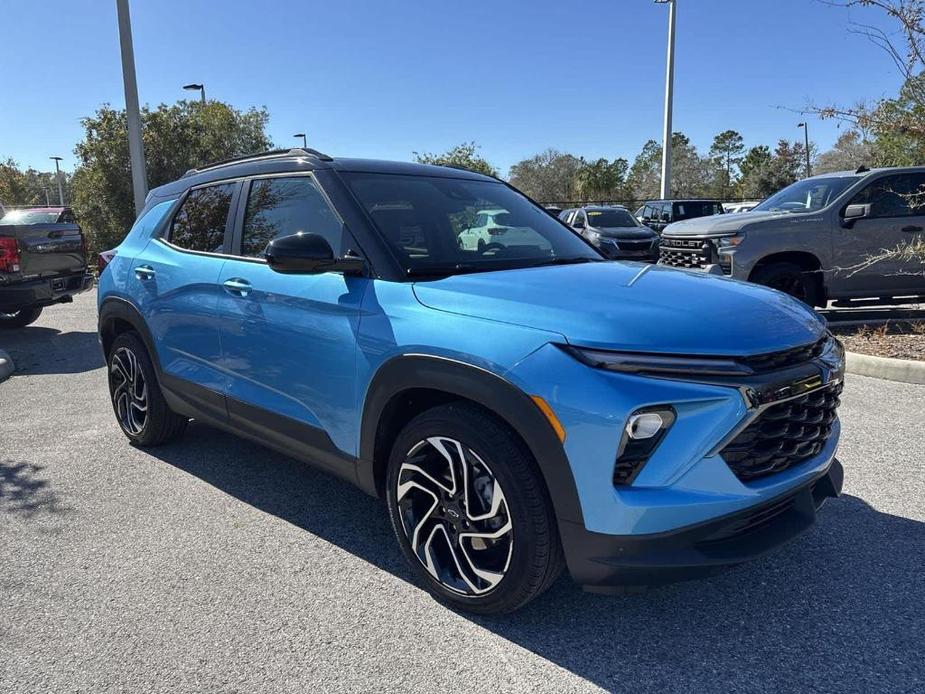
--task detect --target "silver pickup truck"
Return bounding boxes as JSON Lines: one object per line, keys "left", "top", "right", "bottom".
{"left": 0, "top": 206, "right": 93, "bottom": 328}
{"left": 658, "top": 167, "right": 925, "bottom": 306}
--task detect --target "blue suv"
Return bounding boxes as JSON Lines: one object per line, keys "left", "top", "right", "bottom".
{"left": 98, "top": 148, "right": 845, "bottom": 614}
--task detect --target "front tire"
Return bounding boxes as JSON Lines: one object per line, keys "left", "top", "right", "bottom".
{"left": 0, "top": 306, "right": 42, "bottom": 329}
{"left": 107, "top": 332, "right": 188, "bottom": 446}
{"left": 385, "top": 402, "right": 564, "bottom": 614}
{"left": 751, "top": 262, "right": 817, "bottom": 305}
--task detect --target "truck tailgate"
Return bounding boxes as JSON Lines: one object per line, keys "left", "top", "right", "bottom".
{"left": 5, "top": 223, "right": 86, "bottom": 279}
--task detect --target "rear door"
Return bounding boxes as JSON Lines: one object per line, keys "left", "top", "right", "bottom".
{"left": 134, "top": 181, "right": 238, "bottom": 413}
{"left": 216, "top": 173, "right": 367, "bottom": 457}
{"left": 830, "top": 172, "right": 925, "bottom": 296}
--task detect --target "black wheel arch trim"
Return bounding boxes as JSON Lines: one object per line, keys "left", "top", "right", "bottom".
{"left": 357, "top": 353, "right": 585, "bottom": 526}
{"left": 98, "top": 297, "right": 162, "bottom": 372}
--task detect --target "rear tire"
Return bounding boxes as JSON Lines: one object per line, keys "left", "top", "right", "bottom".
{"left": 0, "top": 306, "right": 43, "bottom": 329}
{"left": 107, "top": 332, "right": 188, "bottom": 446}
{"left": 385, "top": 401, "right": 564, "bottom": 614}
{"left": 751, "top": 262, "right": 818, "bottom": 305}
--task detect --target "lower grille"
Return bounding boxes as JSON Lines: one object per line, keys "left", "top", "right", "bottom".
{"left": 721, "top": 382, "right": 842, "bottom": 481}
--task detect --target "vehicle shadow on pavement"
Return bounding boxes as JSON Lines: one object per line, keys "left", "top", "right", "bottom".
{"left": 0, "top": 460, "right": 70, "bottom": 518}
{"left": 0, "top": 328, "right": 104, "bottom": 375}
{"left": 147, "top": 424, "right": 924, "bottom": 692}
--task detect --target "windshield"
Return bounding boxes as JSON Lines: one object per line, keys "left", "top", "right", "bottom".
{"left": 343, "top": 173, "right": 601, "bottom": 275}
{"left": 752, "top": 177, "right": 857, "bottom": 214}
{"left": 585, "top": 209, "right": 638, "bottom": 228}
{"left": 0, "top": 209, "right": 61, "bottom": 225}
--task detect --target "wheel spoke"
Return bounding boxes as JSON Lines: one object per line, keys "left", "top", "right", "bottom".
{"left": 395, "top": 436, "right": 513, "bottom": 597}
{"left": 110, "top": 347, "right": 147, "bottom": 435}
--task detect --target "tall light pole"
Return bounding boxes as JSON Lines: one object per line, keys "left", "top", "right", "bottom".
{"left": 797, "top": 122, "right": 812, "bottom": 178}
{"left": 183, "top": 83, "right": 206, "bottom": 104}
{"left": 116, "top": 0, "right": 148, "bottom": 216}
{"left": 656, "top": 0, "right": 676, "bottom": 200}
{"left": 293, "top": 133, "right": 307, "bottom": 148}
{"left": 49, "top": 156, "right": 65, "bottom": 205}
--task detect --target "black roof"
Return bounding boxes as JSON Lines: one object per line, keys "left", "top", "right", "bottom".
{"left": 643, "top": 199, "right": 724, "bottom": 204}
{"left": 149, "top": 148, "right": 496, "bottom": 200}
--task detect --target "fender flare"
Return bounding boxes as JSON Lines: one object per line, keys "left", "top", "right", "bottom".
{"left": 357, "top": 353, "right": 584, "bottom": 526}
{"left": 98, "top": 297, "right": 162, "bottom": 374}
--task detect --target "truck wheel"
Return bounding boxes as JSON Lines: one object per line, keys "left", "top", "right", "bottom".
{"left": 385, "top": 402, "right": 564, "bottom": 614}
{"left": 107, "top": 332, "right": 188, "bottom": 446}
{"left": 0, "top": 307, "right": 43, "bottom": 329}
{"left": 751, "top": 262, "right": 816, "bottom": 305}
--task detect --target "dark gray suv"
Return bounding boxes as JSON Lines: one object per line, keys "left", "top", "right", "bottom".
{"left": 560, "top": 206, "right": 659, "bottom": 261}
{"left": 658, "top": 167, "right": 925, "bottom": 306}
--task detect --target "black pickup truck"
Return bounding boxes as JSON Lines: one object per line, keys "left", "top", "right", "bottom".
{"left": 0, "top": 207, "right": 93, "bottom": 328}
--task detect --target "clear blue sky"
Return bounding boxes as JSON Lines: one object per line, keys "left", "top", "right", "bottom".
{"left": 0, "top": 0, "right": 902, "bottom": 176}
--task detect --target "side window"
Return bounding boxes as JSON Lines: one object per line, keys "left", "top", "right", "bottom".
{"left": 573, "top": 210, "right": 586, "bottom": 227}
{"left": 849, "top": 173, "right": 925, "bottom": 219}
{"left": 663, "top": 203, "right": 673, "bottom": 221}
{"left": 169, "top": 183, "right": 235, "bottom": 253}
{"left": 241, "top": 177, "right": 344, "bottom": 258}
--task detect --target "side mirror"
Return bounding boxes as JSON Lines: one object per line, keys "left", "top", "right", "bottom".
{"left": 265, "top": 232, "right": 365, "bottom": 275}
{"left": 841, "top": 203, "right": 871, "bottom": 228}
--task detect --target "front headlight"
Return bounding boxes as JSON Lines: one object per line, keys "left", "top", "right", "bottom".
{"left": 717, "top": 233, "right": 745, "bottom": 249}
{"left": 563, "top": 345, "right": 753, "bottom": 377}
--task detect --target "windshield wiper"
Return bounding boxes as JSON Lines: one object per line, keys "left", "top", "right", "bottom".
{"left": 406, "top": 263, "right": 483, "bottom": 278}
{"left": 527, "top": 256, "right": 604, "bottom": 267}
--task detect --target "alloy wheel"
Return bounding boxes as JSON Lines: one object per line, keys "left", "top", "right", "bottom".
{"left": 396, "top": 436, "right": 513, "bottom": 596}
{"left": 0, "top": 310, "right": 21, "bottom": 319}
{"left": 109, "top": 346, "right": 148, "bottom": 435}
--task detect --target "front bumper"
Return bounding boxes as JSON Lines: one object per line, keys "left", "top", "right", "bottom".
{"left": 560, "top": 457, "right": 843, "bottom": 590}
{"left": 0, "top": 271, "right": 93, "bottom": 311}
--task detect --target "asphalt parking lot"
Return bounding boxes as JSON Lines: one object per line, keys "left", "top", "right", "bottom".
{"left": 1, "top": 290, "right": 923, "bottom": 693}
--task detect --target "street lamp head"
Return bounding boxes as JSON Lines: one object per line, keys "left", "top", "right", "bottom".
{"left": 183, "top": 83, "right": 203, "bottom": 91}
{"left": 798, "top": 122, "right": 806, "bottom": 128}
{"left": 293, "top": 133, "right": 305, "bottom": 138}
{"left": 49, "top": 156, "right": 63, "bottom": 161}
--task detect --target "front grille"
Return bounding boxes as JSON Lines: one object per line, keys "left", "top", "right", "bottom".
{"left": 658, "top": 245, "right": 710, "bottom": 268}
{"left": 721, "top": 382, "right": 842, "bottom": 481}
{"left": 616, "top": 240, "right": 652, "bottom": 252}
{"left": 741, "top": 336, "right": 828, "bottom": 373}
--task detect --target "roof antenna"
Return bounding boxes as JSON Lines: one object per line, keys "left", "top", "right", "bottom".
{"left": 855, "top": 165, "right": 870, "bottom": 174}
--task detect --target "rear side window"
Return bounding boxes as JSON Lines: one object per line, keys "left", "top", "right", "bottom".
{"left": 169, "top": 183, "right": 235, "bottom": 253}
{"left": 240, "top": 177, "right": 344, "bottom": 258}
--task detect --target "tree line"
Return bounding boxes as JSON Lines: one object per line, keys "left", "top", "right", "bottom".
{"left": 0, "top": 0, "right": 920, "bottom": 254}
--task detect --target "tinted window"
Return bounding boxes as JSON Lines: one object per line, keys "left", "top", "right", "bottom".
{"left": 241, "top": 177, "right": 344, "bottom": 257}
{"left": 674, "top": 202, "right": 722, "bottom": 220}
{"left": 343, "top": 173, "right": 599, "bottom": 272}
{"left": 586, "top": 209, "right": 638, "bottom": 227}
{"left": 0, "top": 209, "right": 60, "bottom": 225}
{"left": 169, "top": 183, "right": 235, "bottom": 253}
{"left": 849, "top": 173, "right": 925, "bottom": 218}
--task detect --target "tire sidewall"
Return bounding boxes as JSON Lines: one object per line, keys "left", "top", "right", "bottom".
{"left": 385, "top": 405, "right": 550, "bottom": 613}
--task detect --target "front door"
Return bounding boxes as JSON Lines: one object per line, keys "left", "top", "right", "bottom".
{"left": 135, "top": 181, "right": 238, "bottom": 418}
{"left": 216, "top": 174, "right": 367, "bottom": 460}
{"left": 830, "top": 172, "right": 925, "bottom": 296}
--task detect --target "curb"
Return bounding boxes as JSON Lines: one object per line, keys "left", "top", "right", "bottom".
{"left": 845, "top": 350, "right": 925, "bottom": 385}
{"left": 0, "top": 349, "right": 12, "bottom": 383}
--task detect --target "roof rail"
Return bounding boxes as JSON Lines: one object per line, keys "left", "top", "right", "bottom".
{"left": 182, "top": 147, "right": 333, "bottom": 178}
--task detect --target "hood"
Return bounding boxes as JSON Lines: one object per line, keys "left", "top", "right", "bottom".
{"left": 589, "top": 225, "right": 657, "bottom": 240}
{"left": 662, "top": 210, "right": 792, "bottom": 236}
{"left": 413, "top": 262, "right": 825, "bottom": 356}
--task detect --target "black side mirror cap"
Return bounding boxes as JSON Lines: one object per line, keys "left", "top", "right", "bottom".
{"left": 841, "top": 203, "right": 871, "bottom": 228}
{"left": 266, "top": 232, "right": 366, "bottom": 275}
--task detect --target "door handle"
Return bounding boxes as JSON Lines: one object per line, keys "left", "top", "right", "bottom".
{"left": 134, "top": 265, "right": 156, "bottom": 280}
{"left": 223, "top": 278, "right": 252, "bottom": 297}
{"left": 901, "top": 225, "right": 923, "bottom": 232}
